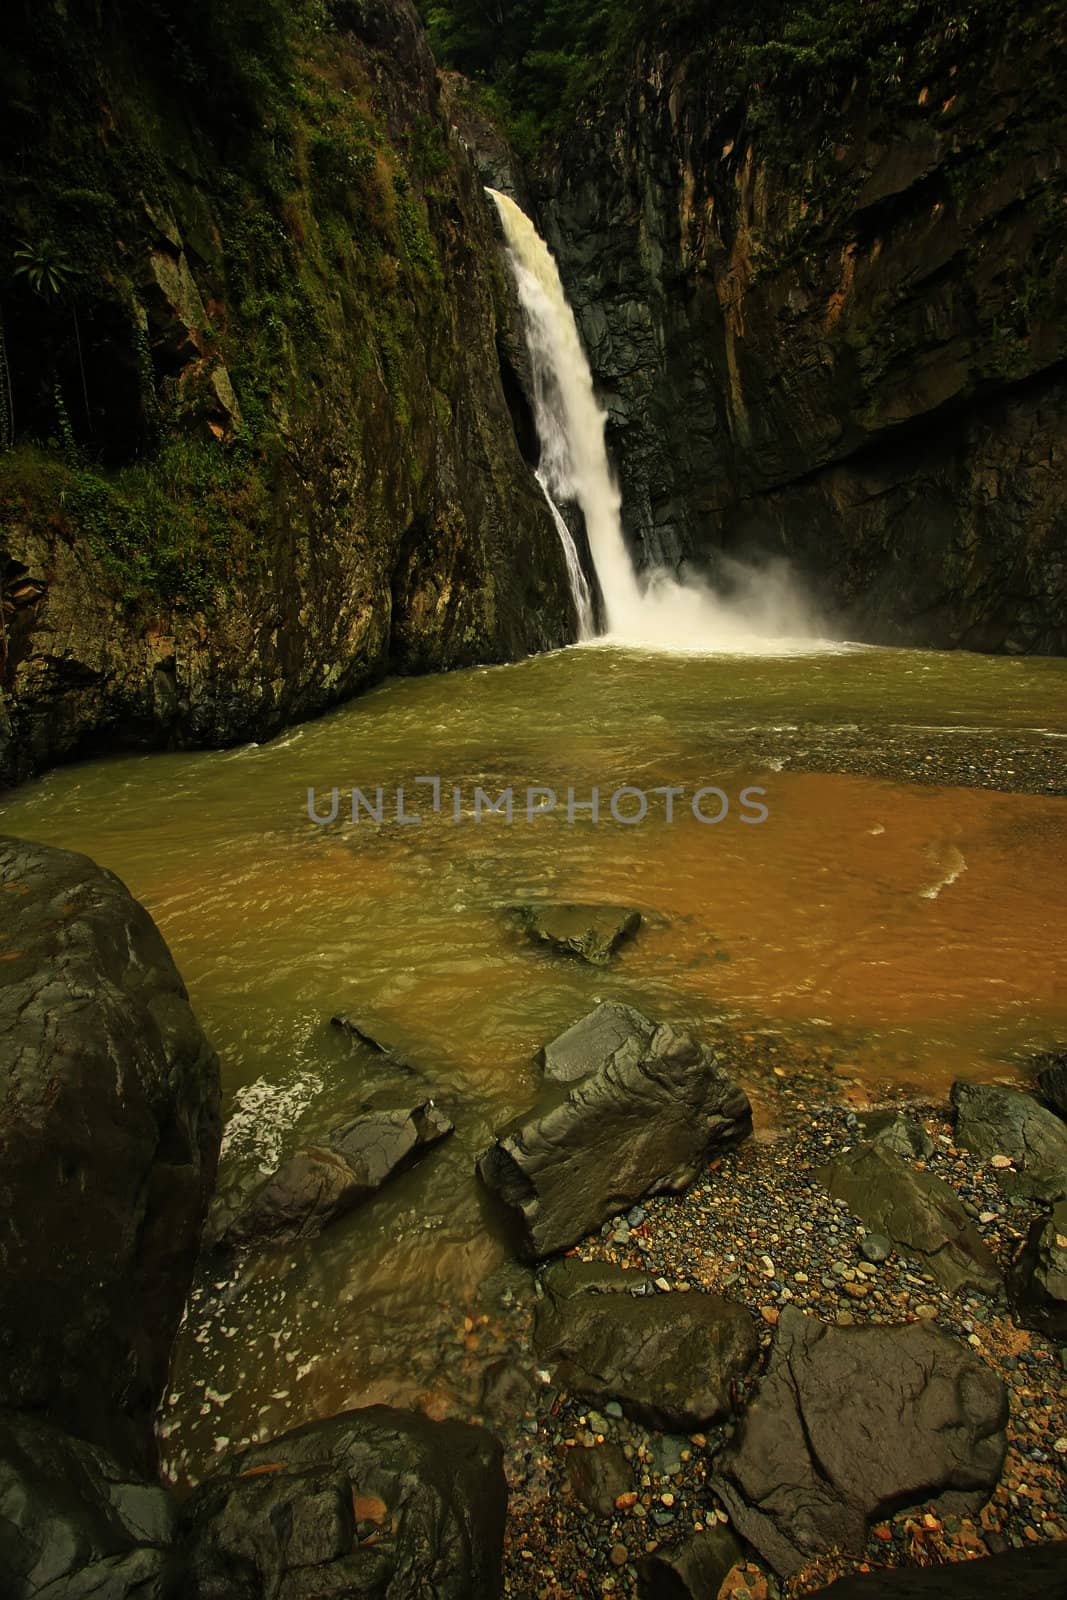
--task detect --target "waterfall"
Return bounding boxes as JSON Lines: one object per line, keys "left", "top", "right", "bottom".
{"left": 488, "top": 189, "right": 642, "bottom": 634}
{"left": 488, "top": 188, "right": 824, "bottom": 653}
{"left": 535, "top": 472, "right": 594, "bottom": 637}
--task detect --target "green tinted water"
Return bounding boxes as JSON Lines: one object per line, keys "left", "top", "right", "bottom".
{"left": 1, "top": 640, "right": 1065, "bottom": 1484}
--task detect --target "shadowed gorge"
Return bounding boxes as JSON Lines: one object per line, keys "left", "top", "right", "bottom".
{"left": 2, "top": 2, "right": 1067, "bottom": 1598}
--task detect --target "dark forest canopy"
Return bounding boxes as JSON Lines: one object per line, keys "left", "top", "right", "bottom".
{"left": 419, "top": 0, "right": 1022, "bottom": 151}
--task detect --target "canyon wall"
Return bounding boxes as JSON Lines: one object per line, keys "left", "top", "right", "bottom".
{"left": 0, "top": 0, "right": 573, "bottom": 786}
{"left": 538, "top": 10, "right": 1067, "bottom": 650}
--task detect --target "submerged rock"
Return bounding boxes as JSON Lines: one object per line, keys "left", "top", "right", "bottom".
{"left": 507, "top": 902, "right": 642, "bottom": 964}
{"left": 952, "top": 1080, "right": 1067, "bottom": 1200}
{"left": 1008, "top": 1199, "right": 1067, "bottom": 1340}
{"left": 710, "top": 1307, "right": 1008, "bottom": 1579}
{"left": 0, "top": 835, "right": 220, "bottom": 1472}
{"left": 538, "top": 999, "right": 657, "bottom": 1082}
{"left": 0, "top": 1410, "right": 177, "bottom": 1600}
{"left": 535, "top": 1267, "right": 757, "bottom": 1430}
{"left": 637, "top": 1525, "right": 745, "bottom": 1599}
{"left": 478, "top": 1020, "right": 751, "bottom": 1259}
{"left": 819, "top": 1140, "right": 1000, "bottom": 1295}
{"left": 176, "top": 1406, "right": 506, "bottom": 1599}
{"left": 223, "top": 1101, "right": 453, "bottom": 1246}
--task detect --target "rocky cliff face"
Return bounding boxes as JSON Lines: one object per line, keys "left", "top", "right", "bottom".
{"left": 0, "top": 0, "right": 574, "bottom": 787}
{"left": 537, "top": 12, "right": 1067, "bottom": 651}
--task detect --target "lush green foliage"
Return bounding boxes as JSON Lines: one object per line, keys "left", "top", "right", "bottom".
{"left": 420, "top": 0, "right": 1022, "bottom": 150}
{"left": 421, "top": 0, "right": 639, "bottom": 150}
{"left": 0, "top": 0, "right": 450, "bottom": 609}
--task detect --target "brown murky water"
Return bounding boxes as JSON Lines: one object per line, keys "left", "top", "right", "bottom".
{"left": 1, "top": 640, "right": 1065, "bottom": 1484}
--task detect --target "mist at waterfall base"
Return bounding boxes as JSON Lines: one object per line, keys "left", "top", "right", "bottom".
{"left": 489, "top": 187, "right": 831, "bottom": 657}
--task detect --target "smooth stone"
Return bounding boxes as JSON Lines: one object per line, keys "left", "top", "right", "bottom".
{"left": 951, "top": 1080, "right": 1067, "bottom": 1200}
{"left": 0, "top": 834, "right": 220, "bottom": 1472}
{"left": 176, "top": 1406, "right": 506, "bottom": 1598}
{"left": 0, "top": 1410, "right": 176, "bottom": 1599}
{"left": 223, "top": 1102, "right": 453, "bottom": 1247}
{"left": 1036, "top": 1053, "right": 1067, "bottom": 1120}
{"left": 637, "top": 1525, "right": 745, "bottom": 1599}
{"left": 1008, "top": 1199, "right": 1067, "bottom": 1340}
{"left": 819, "top": 1140, "right": 1000, "bottom": 1296}
{"left": 856, "top": 1109, "right": 935, "bottom": 1161}
{"left": 539, "top": 1000, "right": 657, "bottom": 1083}
{"left": 479, "top": 1018, "right": 751, "bottom": 1260}
{"left": 564, "top": 1441, "right": 632, "bottom": 1517}
{"left": 479, "top": 1359, "right": 536, "bottom": 1423}
{"left": 860, "top": 1232, "right": 892, "bottom": 1263}
{"left": 535, "top": 1275, "right": 758, "bottom": 1431}
{"left": 709, "top": 1307, "right": 1008, "bottom": 1579}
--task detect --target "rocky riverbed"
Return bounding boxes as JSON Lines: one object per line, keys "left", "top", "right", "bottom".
{"left": 3, "top": 838, "right": 1066, "bottom": 1599}
{"left": 492, "top": 1094, "right": 1067, "bottom": 1597}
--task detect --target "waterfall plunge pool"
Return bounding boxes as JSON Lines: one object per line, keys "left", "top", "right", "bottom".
{"left": 1, "top": 638, "right": 1065, "bottom": 1488}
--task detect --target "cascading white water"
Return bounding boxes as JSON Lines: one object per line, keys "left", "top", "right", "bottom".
{"left": 488, "top": 187, "right": 826, "bottom": 654}
{"left": 535, "top": 472, "right": 594, "bottom": 637}
{"left": 488, "top": 188, "right": 642, "bottom": 634}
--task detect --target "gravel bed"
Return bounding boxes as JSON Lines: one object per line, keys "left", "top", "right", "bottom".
{"left": 494, "top": 1101, "right": 1067, "bottom": 1599}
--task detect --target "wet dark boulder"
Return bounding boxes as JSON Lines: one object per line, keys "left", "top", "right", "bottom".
{"left": 856, "top": 1109, "right": 934, "bottom": 1161}
{"left": 1008, "top": 1199, "right": 1067, "bottom": 1340}
{"left": 0, "top": 835, "right": 221, "bottom": 1472}
{"left": 0, "top": 1409, "right": 176, "bottom": 1600}
{"left": 535, "top": 1267, "right": 757, "bottom": 1431}
{"left": 538, "top": 999, "right": 657, "bottom": 1083}
{"left": 951, "top": 1081, "right": 1067, "bottom": 1201}
{"left": 819, "top": 1140, "right": 1000, "bottom": 1296}
{"left": 709, "top": 1308, "right": 1008, "bottom": 1580}
{"left": 222, "top": 1101, "right": 453, "bottom": 1247}
{"left": 809, "top": 1539, "right": 1067, "bottom": 1597}
{"left": 637, "top": 1525, "right": 745, "bottom": 1599}
{"left": 478, "top": 1020, "right": 751, "bottom": 1259}
{"left": 507, "top": 902, "right": 642, "bottom": 965}
{"left": 175, "top": 1406, "right": 507, "bottom": 1600}
{"left": 564, "top": 1441, "right": 633, "bottom": 1517}
{"left": 1036, "top": 1053, "right": 1067, "bottom": 1120}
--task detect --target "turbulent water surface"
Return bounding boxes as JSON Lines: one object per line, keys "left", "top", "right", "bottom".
{"left": 2, "top": 641, "right": 1066, "bottom": 1485}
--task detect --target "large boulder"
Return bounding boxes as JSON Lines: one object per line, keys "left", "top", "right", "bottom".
{"left": 0, "top": 835, "right": 220, "bottom": 1471}
{"left": 506, "top": 902, "right": 642, "bottom": 965}
{"left": 0, "top": 1410, "right": 176, "bottom": 1600}
{"left": 951, "top": 1081, "right": 1067, "bottom": 1200}
{"left": 1036, "top": 1053, "right": 1067, "bottom": 1120}
{"left": 538, "top": 999, "right": 657, "bottom": 1083}
{"left": 819, "top": 1141, "right": 1000, "bottom": 1296}
{"left": 1008, "top": 1199, "right": 1067, "bottom": 1340}
{"left": 175, "top": 1406, "right": 507, "bottom": 1599}
{"left": 637, "top": 1526, "right": 746, "bottom": 1599}
{"left": 809, "top": 1540, "right": 1067, "bottom": 1596}
{"left": 221, "top": 1101, "right": 453, "bottom": 1248}
{"left": 535, "top": 1265, "right": 757, "bottom": 1430}
{"left": 478, "top": 1019, "right": 751, "bottom": 1259}
{"left": 710, "top": 1308, "right": 1008, "bottom": 1579}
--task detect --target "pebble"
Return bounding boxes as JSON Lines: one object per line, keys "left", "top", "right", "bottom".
{"left": 860, "top": 1233, "right": 892, "bottom": 1263}
{"left": 609, "top": 1543, "right": 628, "bottom": 1568}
